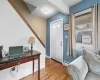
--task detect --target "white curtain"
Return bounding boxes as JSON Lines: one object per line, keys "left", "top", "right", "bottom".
{"left": 92, "top": 4, "right": 100, "bottom": 52}
{"left": 98, "top": 4, "right": 100, "bottom": 51}
{"left": 69, "top": 14, "right": 76, "bottom": 57}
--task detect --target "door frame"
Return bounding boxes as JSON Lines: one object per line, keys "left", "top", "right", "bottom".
{"left": 50, "top": 18, "right": 63, "bottom": 62}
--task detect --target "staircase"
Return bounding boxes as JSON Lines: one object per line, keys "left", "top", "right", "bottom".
{"left": 8, "top": 0, "right": 45, "bottom": 48}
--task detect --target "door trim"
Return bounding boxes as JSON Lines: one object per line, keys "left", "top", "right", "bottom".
{"left": 50, "top": 18, "right": 63, "bottom": 63}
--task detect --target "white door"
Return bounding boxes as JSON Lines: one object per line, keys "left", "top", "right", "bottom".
{"left": 50, "top": 19, "right": 63, "bottom": 63}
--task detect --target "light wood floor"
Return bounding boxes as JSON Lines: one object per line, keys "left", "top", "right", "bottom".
{"left": 21, "top": 58, "right": 72, "bottom": 80}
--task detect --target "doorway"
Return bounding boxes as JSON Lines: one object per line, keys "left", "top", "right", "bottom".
{"left": 69, "top": 8, "right": 93, "bottom": 57}
{"left": 75, "top": 11, "right": 93, "bottom": 51}
{"left": 50, "top": 19, "right": 63, "bottom": 63}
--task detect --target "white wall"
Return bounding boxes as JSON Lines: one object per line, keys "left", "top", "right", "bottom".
{"left": 0, "top": 0, "right": 45, "bottom": 80}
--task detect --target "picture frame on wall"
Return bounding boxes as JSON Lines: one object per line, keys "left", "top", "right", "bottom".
{"left": 64, "top": 24, "right": 69, "bottom": 30}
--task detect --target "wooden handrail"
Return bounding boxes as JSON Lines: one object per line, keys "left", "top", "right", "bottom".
{"left": 8, "top": 0, "right": 45, "bottom": 48}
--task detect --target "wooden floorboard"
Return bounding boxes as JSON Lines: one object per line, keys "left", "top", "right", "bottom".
{"left": 21, "top": 58, "right": 71, "bottom": 80}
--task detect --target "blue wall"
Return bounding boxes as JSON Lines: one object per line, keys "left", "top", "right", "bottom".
{"left": 70, "top": 0, "right": 100, "bottom": 13}
{"left": 69, "top": 0, "right": 100, "bottom": 58}
{"left": 46, "top": 12, "right": 69, "bottom": 61}
{"left": 46, "top": 0, "right": 100, "bottom": 62}
{"left": 64, "top": 0, "right": 100, "bottom": 62}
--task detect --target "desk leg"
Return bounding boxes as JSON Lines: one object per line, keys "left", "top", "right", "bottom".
{"left": 33, "top": 58, "right": 34, "bottom": 75}
{"left": 38, "top": 57, "right": 40, "bottom": 80}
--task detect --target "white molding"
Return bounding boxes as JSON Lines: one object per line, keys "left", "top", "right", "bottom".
{"left": 46, "top": 55, "right": 51, "bottom": 58}
{"left": 62, "top": 62, "right": 69, "bottom": 66}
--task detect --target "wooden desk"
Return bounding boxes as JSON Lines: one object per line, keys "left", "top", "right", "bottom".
{"left": 0, "top": 51, "right": 41, "bottom": 80}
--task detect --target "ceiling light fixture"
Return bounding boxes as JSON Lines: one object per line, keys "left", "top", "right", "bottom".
{"left": 44, "top": 9, "right": 49, "bottom": 15}
{"left": 41, "top": 6, "right": 53, "bottom": 15}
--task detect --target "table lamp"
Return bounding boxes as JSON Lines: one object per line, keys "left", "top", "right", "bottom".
{"left": 28, "top": 37, "right": 35, "bottom": 52}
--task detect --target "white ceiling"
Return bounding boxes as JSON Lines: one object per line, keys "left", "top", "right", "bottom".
{"left": 24, "top": 0, "right": 59, "bottom": 19}
{"left": 63, "top": 0, "right": 82, "bottom": 7}
{"left": 31, "top": 4, "right": 59, "bottom": 19}
{"left": 24, "top": 0, "right": 82, "bottom": 19}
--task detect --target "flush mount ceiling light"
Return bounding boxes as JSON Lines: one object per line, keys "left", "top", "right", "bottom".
{"left": 76, "top": 24, "right": 86, "bottom": 29}
{"left": 44, "top": 9, "right": 49, "bottom": 15}
{"left": 42, "top": 8, "right": 51, "bottom": 15}
{"left": 41, "top": 6, "right": 53, "bottom": 15}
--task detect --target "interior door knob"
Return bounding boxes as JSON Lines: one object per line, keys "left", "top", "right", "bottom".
{"left": 61, "top": 42, "right": 62, "bottom": 46}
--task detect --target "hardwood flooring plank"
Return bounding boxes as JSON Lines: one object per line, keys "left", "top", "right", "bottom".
{"left": 20, "top": 58, "right": 71, "bottom": 80}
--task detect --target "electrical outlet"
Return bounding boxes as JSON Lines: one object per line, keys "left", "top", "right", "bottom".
{"left": 12, "top": 67, "right": 15, "bottom": 71}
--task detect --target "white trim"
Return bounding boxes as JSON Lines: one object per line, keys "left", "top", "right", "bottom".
{"left": 62, "top": 62, "right": 69, "bottom": 66}
{"left": 74, "top": 8, "right": 92, "bottom": 17}
{"left": 67, "top": 30, "right": 69, "bottom": 56}
{"left": 50, "top": 18, "right": 63, "bottom": 63}
{"left": 73, "top": 8, "right": 93, "bottom": 54}
{"left": 46, "top": 55, "right": 51, "bottom": 58}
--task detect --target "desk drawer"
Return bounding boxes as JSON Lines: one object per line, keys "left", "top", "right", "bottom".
{"left": 34, "top": 55, "right": 39, "bottom": 60}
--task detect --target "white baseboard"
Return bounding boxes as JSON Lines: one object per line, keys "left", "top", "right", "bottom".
{"left": 62, "top": 62, "right": 69, "bottom": 66}
{"left": 45, "top": 55, "right": 51, "bottom": 58}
